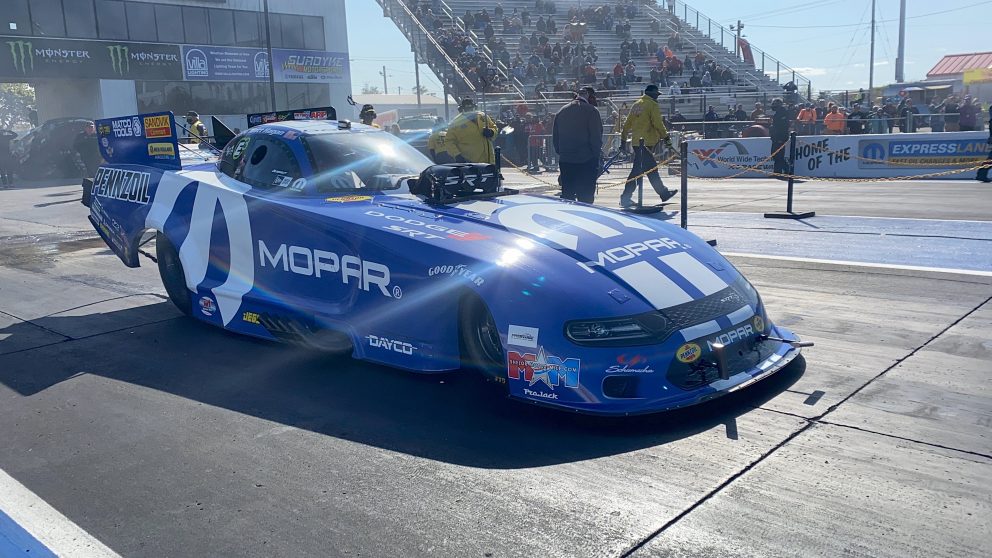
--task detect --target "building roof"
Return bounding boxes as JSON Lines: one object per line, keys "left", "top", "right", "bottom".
{"left": 927, "top": 52, "right": 992, "bottom": 78}
{"left": 351, "top": 94, "right": 447, "bottom": 106}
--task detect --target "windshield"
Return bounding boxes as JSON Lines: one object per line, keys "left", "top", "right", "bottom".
{"left": 304, "top": 131, "right": 431, "bottom": 193}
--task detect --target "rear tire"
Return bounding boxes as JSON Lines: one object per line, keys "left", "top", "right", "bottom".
{"left": 156, "top": 232, "right": 192, "bottom": 316}
{"left": 459, "top": 295, "right": 507, "bottom": 390}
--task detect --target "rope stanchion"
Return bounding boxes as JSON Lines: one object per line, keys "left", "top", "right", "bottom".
{"left": 765, "top": 131, "right": 816, "bottom": 220}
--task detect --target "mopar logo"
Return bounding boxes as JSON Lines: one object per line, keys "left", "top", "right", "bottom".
{"left": 706, "top": 324, "right": 755, "bottom": 351}
{"left": 257, "top": 240, "right": 396, "bottom": 298}
{"left": 107, "top": 45, "right": 129, "bottom": 75}
{"left": 185, "top": 48, "right": 208, "bottom": 78}
{"left": 253, "top": 51, "right": 269, "bottom": 78}
{"left": 861, "top": 142, "right": 886, "bottom": 164}
{"left": 7, "top": 41, "right": 32, "bottom": 73}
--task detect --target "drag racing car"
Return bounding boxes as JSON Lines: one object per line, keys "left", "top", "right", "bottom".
{"left": 83, "top": 110, "right": 807, "bottom": 415}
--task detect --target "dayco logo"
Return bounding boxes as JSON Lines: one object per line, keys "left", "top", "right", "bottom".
{"left": 258, "top": 240, "right": 398, "bottom": 298}
{"left": 107, "top": 45, "right": 129, "bottom": 75}
{"left": 577, "top": 237, "right": 689, "bottom": 273}
{"left": 706, "top": 325, "right": 755, "bottom": 351}
{"left": 675, "top": 343, "right": 702, "bottom": 364}
{"left": 7, "top": 41, "right": 90, "bottom": 73}
{"left": 366, "top": 335, "right": 416, "bottom": 355}
{"left": 147, "top": 143, "right": 175, "bottom": 158}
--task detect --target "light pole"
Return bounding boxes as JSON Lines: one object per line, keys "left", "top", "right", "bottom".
{"left": 262, "top": 0, "right": 277, "bottom": 111}
{"left": 380, "top": 66, "right": 389, "bottom": 94}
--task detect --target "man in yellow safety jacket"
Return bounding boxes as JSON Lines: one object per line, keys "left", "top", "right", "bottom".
{"left": 428, "top": 118, "right": 455, "bottom": 164}
{"left": 445, "top": 98, "right": 497, "bottom": 164}
{"left": 184, "top": 111, "right": 208, "bottom": 145}
{"left": 619, "top": 84, "right": 677, "bottom": 207}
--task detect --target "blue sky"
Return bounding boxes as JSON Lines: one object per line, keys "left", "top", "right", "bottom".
{"left": 345, "top": 0, "right": 990, "bottom": 95}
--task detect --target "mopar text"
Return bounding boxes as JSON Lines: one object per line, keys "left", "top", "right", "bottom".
{"left": 577, "top": 237, "right": 689, "bottom": 273}
{"left": 258, "top": 240, "right": 394, "bottom": 297}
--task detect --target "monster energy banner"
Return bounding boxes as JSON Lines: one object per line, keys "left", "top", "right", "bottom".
{"left": 1, "top": 36, "right": 182, "bottom": 80}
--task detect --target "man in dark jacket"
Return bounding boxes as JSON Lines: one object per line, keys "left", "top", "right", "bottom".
{"left": 552, "top": 86, "right": 603, "bottom": 203}
{"left": 769, "top": 98, "right": 792, "bottom": 176}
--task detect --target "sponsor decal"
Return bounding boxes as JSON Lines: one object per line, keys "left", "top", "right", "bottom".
{"left": 326, "top": 195, "right": 373, "bottom": 203}
{"left": 676, "top": 343, "right": 702, "bottom": 364}
{"left": 497, "top": 202, "right": 654, "bottom": 251}
{"left": 691, "top": 140, "right": 760, "bottom": 169}
{"left": 507, "top": 325, "right": 539, "bottom": 348}
{"left": 606, "top": 354, "right": 655, "bottom": 374}
{"left": 366, "top": 334, "right": 417, "bottom": 355}
{"left": 143, "top": 115, "right": 172, "bottom": 139}
{"left": 428, "top": 264, "right": 485, "bottom": 286}
{"left": 257, "top": 240, "right": 397, "bottom": 298}
{"left": 507, "top": 347, "right": 580, "bottom": 389}
{"left": 576, "top": 237, "right": 691, "bottom": 273}
{"left": 753, "top": 315, "right": 765, "bottom": 332}
{"left": 107, "top": 44, "right": 180, "bottom": 76}
{"left": 364, "top": 210, "right": 489, "bottom": 241}
{"left": 253, "top": 51, "right": 270, "bottom": 79}
{"left": 232, "top": 136, "right": 251, "bottom": 159}
{"left": 92, "top": 168, "right": 151, "bottom": 204}
{"left": 110, "top": 117, "right": 141, "bottom": 138}
{"left": 523, "top": 388, "right": 559, "bottom": 400}
{"left": 107, "top": 45, "right": 129, "bottom": 75}
{"left": 199, "top": 296, "right": 216, "bottom": 317}
{"left": 147, "top": 143, "right": 176, "bottom": 158}
{"left": 706, "top": 325, "right": 755, "bottom": 351}
{"left": 242, "top": 311, "right": 261, "bottom": 324}
{"left": 7, "top": 40, "right": 91, "bottom": 73}
{"left": 857, "top": 138, "right": 990, "bottom": 168}
{"left": 184, "top": 48, "right": 209, "bottom": 78}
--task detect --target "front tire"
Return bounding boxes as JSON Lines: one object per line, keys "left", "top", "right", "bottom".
{"left": 156, "top": 232, "right": 192, "bottom": 316}
{"left": 459, "top": 295, "right": 507, "bottom": 389}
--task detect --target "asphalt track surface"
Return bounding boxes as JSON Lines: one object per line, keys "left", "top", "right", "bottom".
{"left": 0, "top": 176, "right": 990, "bottom": 557}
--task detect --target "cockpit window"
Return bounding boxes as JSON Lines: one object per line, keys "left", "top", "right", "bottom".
{"left": 239, "top": 136, "right": 303, "bottom": 192}
{"left": 303, "top": 131, "right": 431, "bottom": 193}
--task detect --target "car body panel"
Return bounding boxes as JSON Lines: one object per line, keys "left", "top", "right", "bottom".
{"left": 87, "top": 114, "right": 802, "bottom": 415}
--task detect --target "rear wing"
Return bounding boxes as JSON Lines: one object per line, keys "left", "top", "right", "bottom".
{"left": 95, "top": 111, "right": 182, "bottom": 171}
{"left": 247, "top": 106, "right": 337, "bottom": 128}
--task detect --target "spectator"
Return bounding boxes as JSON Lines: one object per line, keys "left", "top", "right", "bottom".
{"left": 796, "top": 103, "right": 817, "bottom": 135}
{"left": 847, "top": 103, "right": 868, "bottom": 135}
{"left": 750, "top": 102, "right": 765, "bottom": 121}
{"left": 552, "top": 86, "right": 603, "bottom": 203}
{"left": 734, "top": 104, "right": 748, "bottom": 122}
{"left": 944, "top": 96, "right": 961, "bottom": 131}
{"left": 882, "top": 101, "right": 898, "bottom": 133}
{"left": 814, "top": 100, "right": 828, "bottom": 134}
{"left": 868, "top": 106, "right": 888, "bottom": 135}
{"left": 959, "top": 96, "right": 980, "bottom": 131}
{"left": 977, "top": 104, "right": 991, "bottom": 183}
{"left": 929, "top": 99, "right": 946, "bottom": 132}
{"left": 703, "top": 105, "right": 720, "bottom": 139}
{"left": 824, "top": 104, "right": 845, "bottom": 134}
{"left": 899, "top": 99, "right": 920, "bottom": 133}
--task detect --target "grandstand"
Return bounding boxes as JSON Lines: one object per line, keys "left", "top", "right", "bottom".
{"left": 375, "top": 0, "right": 811, "bottom": 122}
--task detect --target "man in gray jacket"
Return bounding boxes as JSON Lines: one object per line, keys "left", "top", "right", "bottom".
{"left": 552, "top": 86, "right": 603, "bottom": 203}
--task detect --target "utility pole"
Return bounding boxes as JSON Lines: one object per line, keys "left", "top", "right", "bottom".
{"left": 734, "top": 20, "right": 743, "bottom": 58}
{"left": 380, "top": 65, "right": 389, "bottom": 94}
{"left": 262, "top": 0, "right": 277, "bottom": 111}
{"left": 869, "top": 0, "right": 876, "bottom": 95}
{"left": 414, "top": 52, "right": 422, "bottom": 110}
{"left": 895, "top": 0, "right": 906, "bottom": 83}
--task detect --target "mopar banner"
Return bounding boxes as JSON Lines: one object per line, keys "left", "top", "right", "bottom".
{"left": 247, "top": 106, "right": 337, "bottom": 128}
{"left": 687, "top": 132, "right": 989, "bottom": 180}
{"left": 272, "top": 49, "right": 349, "bottom": 82}
{"left": 95, "top": 111, "right": 181, "bottom": 171}
{"left": 1, "top": 36, "right": 182, "bottom": 80}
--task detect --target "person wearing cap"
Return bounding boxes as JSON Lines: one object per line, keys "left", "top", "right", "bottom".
{"left": 446, "top": 98, "right": 498, "bottom": 164}
{"left": 769, "top": 98, "right": 794, "bottom": 176}
{"left": 184, "top": 111, "right": 208, "bottom": 145}
{"left": 552, "top": 86, "right": 603, "bottom": 203}
{"left": 977, "top": 103, "right": 992, "bottom": 183}
{"left": 959, "top": 96, "right": 980, "bottom": 132}
{"left": 359, "top": 105, "right": 380, "bottom": 128}
{"left": 619, "top": 84, "right": 677, "bottom": 207}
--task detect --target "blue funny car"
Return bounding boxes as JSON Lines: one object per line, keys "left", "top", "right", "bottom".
{"left": 83, "top": 111, "right": 806, "bottom": 415}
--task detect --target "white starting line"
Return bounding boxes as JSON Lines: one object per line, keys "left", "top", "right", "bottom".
{"left": 0, "top": 468, "right": 120, "bottom": 558}
{"left": 721, "top": 252, "right": 992, "bottom": 277}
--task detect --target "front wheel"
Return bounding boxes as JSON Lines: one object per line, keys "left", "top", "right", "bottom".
{"left": 459, "top": 295, "right": 506, "bottom": 389}
{"left": 156, "top": 232, "right": 191, "bottom": 316}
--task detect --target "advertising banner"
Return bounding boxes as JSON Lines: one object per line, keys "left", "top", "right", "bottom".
{"left": 271, "top": 49, "right": 349, "bottom": 82}
{"left": 182, "top": 45, "right": 270, "bottom": 82}
{"left": 687, "top": 132, "right": 989, "bottom": 180}
{"left": 95, "top": 111, "right": 181, "bottom": 171}
{"left": 1, "top": 36, "right": 182, "bottom": 80}
{"left": 246, "top": 106, "right": 337, "bottom": 128}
